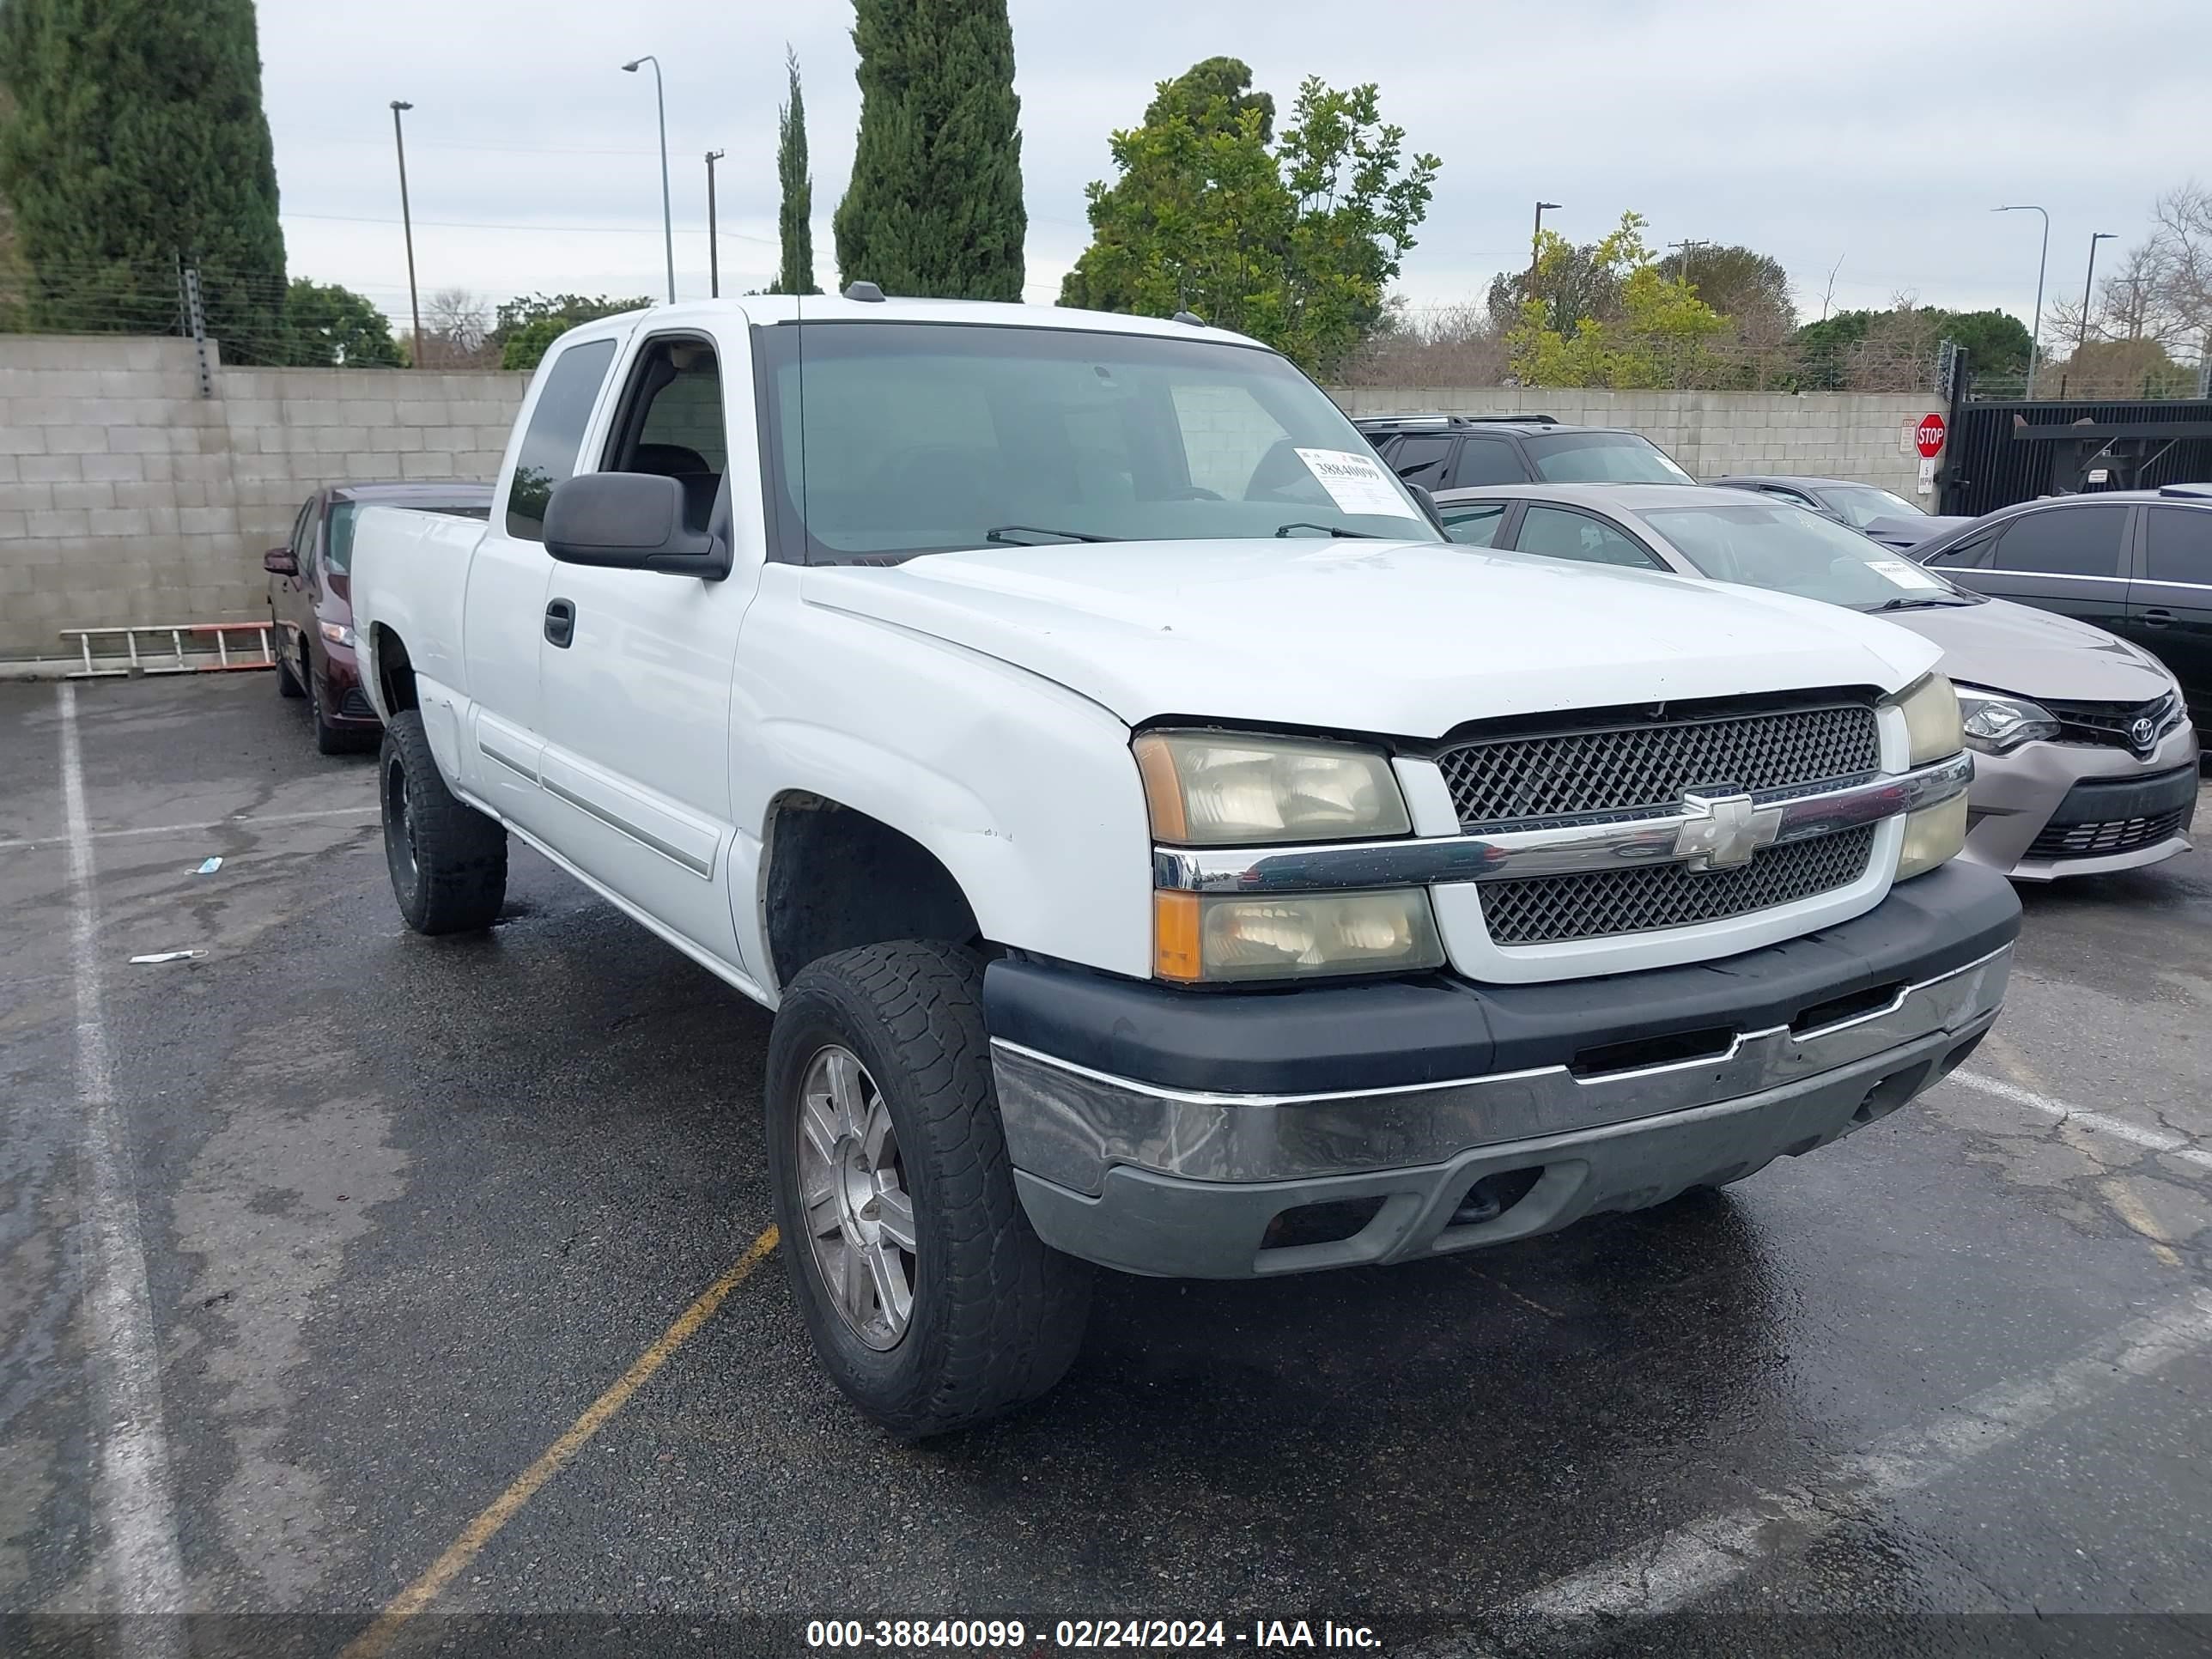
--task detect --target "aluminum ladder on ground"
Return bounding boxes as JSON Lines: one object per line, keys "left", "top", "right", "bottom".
{"left": 59, "top": 623, "right": 283, "bottom": 679}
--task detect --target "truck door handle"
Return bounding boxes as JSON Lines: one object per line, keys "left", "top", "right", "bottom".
{"left": 2141, "top": 608, "right": 2174, "bottom": 629}
{"left": 544, "top": 599, "right": 575, "bottom": 647}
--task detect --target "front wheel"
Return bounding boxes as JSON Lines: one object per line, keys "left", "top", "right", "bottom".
{"left": 765, "top": 941, "right": 1092, "bottom": 1437}
{"left": 380, "top": 709, "right": 507, "bottom": 934}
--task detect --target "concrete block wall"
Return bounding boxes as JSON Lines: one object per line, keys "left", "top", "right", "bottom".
{"left": 0, "top": 335, "right": 526, "bottom": 662}
{"left": 1327, "top": 386, "right": 1936, "bottom": 496}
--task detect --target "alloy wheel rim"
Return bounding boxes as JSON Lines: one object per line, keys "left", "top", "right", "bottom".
{"left": 386, "top": 757, "right": 416, "bottom": 884}
{"left": 795, "top": 1044, "right": 916, "bottom": 1350}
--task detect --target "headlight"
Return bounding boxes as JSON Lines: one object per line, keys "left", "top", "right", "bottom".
{"left": 1955, "top": 685, "right": 2059, "bottom": 755}
{"left": 1895, "top": 793, "right": 1967, "bottom": 880}
{"left": 319, "top": 621, "right": 356, "bottom": 648}
{"left": 1133, "top": 732, "right": 1412, "bottom": 845}
{"left": 1895, "top": 673, "right": 1963, "bottom": 765}
{"left": 1153, "top": 889, "right": 1444, "bottom": 982}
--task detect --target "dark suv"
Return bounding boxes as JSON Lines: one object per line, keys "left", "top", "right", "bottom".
{"left": 1912, "top": 485, "right": 2212, "bottom": 731}
{"left": 1354, "top": 413, "right": 1696, "bottom": 490}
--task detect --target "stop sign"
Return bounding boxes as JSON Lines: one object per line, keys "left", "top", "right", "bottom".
{"left": 1915, "top": 414, "right": 1947, "bottom": 459}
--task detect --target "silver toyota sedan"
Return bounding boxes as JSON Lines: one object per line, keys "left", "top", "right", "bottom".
{"left": 1431, "top": 483, "right": 2199, "bottom": 880}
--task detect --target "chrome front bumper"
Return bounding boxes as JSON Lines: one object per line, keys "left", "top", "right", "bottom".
{"left": 994, "top": 945, "right": 2011, "bottom": 1278}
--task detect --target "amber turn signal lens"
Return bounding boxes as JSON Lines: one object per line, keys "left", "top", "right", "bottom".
{"left": 1152, "top": 890, "right": 1203, "bottom": 981}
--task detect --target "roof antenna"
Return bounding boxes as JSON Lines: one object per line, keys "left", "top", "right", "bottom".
{"left": 843, "top": 280, "right": 886, "bottom": 302}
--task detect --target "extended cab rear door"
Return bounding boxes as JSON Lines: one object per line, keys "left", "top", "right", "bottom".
{"left": 532, "top": 318, "right": 761, "bottom": 973}
{"left": 465, "top": 333, "right": 625, "bottom": 830}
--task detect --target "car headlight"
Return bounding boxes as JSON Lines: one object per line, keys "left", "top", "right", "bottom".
{"left": 1894, "top": 672, "right": 1963, "bottom": 765}
{"left": 1152, "top": 889, "right": 1444, "bottom": 982}
{"left": 1954, "top": 685, "right": 2060, "bottom": 755}
{"left": 319, "top": 621, "right": 356, "bottom": 648}
{"left": 1133, "top": 732, "right": 1412, "bottom": 845}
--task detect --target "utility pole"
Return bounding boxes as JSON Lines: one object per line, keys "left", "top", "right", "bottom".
{"left": 1993, "top": 206, "right": 2049, "bottom": 397}
{"left": 1529, "top": 201, "right": 1561, "bottom": 308}
{"left": 2076, "top": 231, "right": 2116, "bottom": 356}
{"left": 1668, "top": 239, "right": 1711, "bottom": 289}
{"left": 623, "top": 55, "right": 676, "bottom": 303}
{"left": 705, "top": 149, "right": 726, "bottom": 297}
{"left": 390, "top": 100, "right": 422, "bottom": 367}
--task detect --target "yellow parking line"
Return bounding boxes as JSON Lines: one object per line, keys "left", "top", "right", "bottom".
{"left": 338, "top": 1224, "right": 781, "bottom": 1659}
{"left": 2102, "top": 1180, "right": 2184, "bottom": 1269}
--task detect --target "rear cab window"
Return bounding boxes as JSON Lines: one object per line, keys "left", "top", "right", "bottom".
{"left": 505, "top": 338, "right": 621, "bottom": 542}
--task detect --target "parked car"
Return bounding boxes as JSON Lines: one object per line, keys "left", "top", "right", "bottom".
{"left": 1434, "top": 483, "right": 2197, "bottom": 879}
{"left": 1910, "top": 486, "right": 2212, "bottom": 735}
{"left": 349, "top": 294, "right": 2016, "bottom": 1436}
{"left": 1711, "top": 473, "right": 1971, "bottom": 550}
{"left": 1355, "top": 412, "right": 1695, "bottom": 489}
{"left": 264, "top": 483, "right": 493, "bottom": 752}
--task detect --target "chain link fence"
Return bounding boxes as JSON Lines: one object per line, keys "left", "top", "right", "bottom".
{"left": 2, "top": 256, "right": 353, "bottom": 368}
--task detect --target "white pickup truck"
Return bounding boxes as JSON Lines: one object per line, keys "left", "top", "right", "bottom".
{"left": 351, "top": 294, "right": 2021, "bottom": 1437}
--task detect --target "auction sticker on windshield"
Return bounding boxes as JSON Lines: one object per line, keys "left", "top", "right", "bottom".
{"left": 1295, "top": 448, "right": 1423, "bottom": 519}
{"left": 1869, "top": 557, "right": 1946, "bottom": 591}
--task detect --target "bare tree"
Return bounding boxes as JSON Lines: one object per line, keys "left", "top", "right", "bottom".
{"left": 2046, "top": 183, "right": 2211, "bottom": 362}
{"left": 409, "top": 288, "right": 493, "bottom": 367}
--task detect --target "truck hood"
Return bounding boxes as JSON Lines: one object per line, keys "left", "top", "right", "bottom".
{"left": 802, "top": 539, "right": 1941, "bottom": 736}
{"left": 1881, "top": 596, "right": 2177, "bottom": 702}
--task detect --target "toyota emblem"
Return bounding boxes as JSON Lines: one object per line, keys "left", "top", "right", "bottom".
{"left": 2129, "top": 716, "right": 2157, "bottom": 754}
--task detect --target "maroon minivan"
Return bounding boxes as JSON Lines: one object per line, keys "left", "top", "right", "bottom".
{"left": 264, "top": 483, "right": 492, "bottom": 752}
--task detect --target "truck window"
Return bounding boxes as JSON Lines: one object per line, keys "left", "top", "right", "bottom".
{"left": 602, "top": 336, "right": 728, "bottom": 536}
{"left": 505, "top": 337, "right": 618, "bottom": 542}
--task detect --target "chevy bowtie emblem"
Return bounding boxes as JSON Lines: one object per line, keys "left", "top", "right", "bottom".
{"left": 1674, "top": 791, "right": 1783, "bottom": 871}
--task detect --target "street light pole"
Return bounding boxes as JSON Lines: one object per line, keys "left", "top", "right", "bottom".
{"left": 1529, "top": 200, "right": 1561, "bottom": 308}
{"left": 1993, "top": 205, "right": 2049, "bottom": 398}
{"left": 622, "top": 55, "right": 675, "bottom": 303}
{"left": 705, "top": 149, "right": 726, "bottom": 298}
{"left": 2076, "top": 231, "right": 2116, "bottom": 356}
{"left": 390, "top": 100, "right": 422, "bottom": 368}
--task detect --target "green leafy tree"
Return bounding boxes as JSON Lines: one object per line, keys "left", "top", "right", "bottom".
{"left": 1508, "top": 214, "right": 1727, "bottom": 387}
{"left": 772, "top": 46, "right": 818, "bottom": 295}
{"left": 1655, "top": 243, "right": 1796, "bottom": 333}
{"left": 1060, "top": 64, "right": 1439, "bottom": 377}
{"left": 0, "top": 0, "right": 287, "bottom": 359}
{"left": 834, "top": 0, "right": 1025, "bottom": 301}
{"left": 1936, "top": 308, "right": 2031, "bottom": 379}
{"left": 283, "top": 278, "right": 402, "bottom": 367}
{"left": 490, "top": 293, "right": 650, "bottom": 370}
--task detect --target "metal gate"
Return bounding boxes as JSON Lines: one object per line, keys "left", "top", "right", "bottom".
{"left": 1940, "top": 398, "right": 2212, "bottom": 517}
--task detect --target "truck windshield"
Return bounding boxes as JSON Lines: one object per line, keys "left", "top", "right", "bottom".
{"left": 756, "top": 321, "right": 1438, "bottom": 564}
{"left": 1641, "top": 502, "right": 1976, "bottom": 611}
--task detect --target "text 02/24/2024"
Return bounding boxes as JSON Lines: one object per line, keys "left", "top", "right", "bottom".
{"left": 804, "top": 1619, "right": 1382, "bottom": 1649}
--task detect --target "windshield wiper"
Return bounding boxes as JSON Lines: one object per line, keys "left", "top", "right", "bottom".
{"left": 1869, "top": 595, "right": 1973, "bottom": 611}
{"left": 1274, "top": 522, "right": 1381, "bottom": 538}
{"left": 984, "top": 524, "right": 1118, "bottom": 545}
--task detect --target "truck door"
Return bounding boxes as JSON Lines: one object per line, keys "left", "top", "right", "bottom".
{"left": 465, "top": 335, "right": 621, "bottom": 831}
{"left": 534, "top": 324, "right": 757, "bottom": 974}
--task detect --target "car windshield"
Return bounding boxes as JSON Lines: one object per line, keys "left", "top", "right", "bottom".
{"left": 1641, "top": 501, "right": 1972, "bottom": 610}
{"left": 1526, "top": 430, "right": 1695, "bottom": 484}
{"left": 1820, "top": 483, "right": 1926, "bottom": 527}
{"left": 756, "top": 321, "right": 1439, "bottom": 563}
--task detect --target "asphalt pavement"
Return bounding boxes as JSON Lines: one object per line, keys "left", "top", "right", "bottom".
{"left": 3, "top": 672, "right": 2209, "bottom": 1659}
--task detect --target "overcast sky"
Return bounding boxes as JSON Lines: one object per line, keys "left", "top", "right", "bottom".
{"left": 258, "top": 0, "right": 2209, "bottom": 337}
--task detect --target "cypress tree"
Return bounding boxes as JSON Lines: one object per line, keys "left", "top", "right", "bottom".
{"left": 0, "top": 0, "right": 289, "bottom": 360}
{"left": 833, "top": 0, "right": 1025, "bottom": 301}
{"left": 773, "top": 46, "right": 818, "bottom": 295}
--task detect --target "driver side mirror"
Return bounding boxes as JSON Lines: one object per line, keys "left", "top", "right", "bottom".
{"left": 264, "top": 546, "right": 298, "bottom": 576}
{"left": 544, "top": 471, "right": 730, "bottom": 580}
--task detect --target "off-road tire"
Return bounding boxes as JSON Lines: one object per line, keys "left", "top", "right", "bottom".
{"left": 766, "top": 940, "right": 1092, "bottom": 1437}
{"left": 275, "top": 635, "right": 304, "bottom": 698}
{"left": 380, "top": 709, "right": 507, "bottom": 934}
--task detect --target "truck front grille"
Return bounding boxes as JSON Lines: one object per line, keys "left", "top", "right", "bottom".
{"left": 1438, "top": 700, "right": 1881, "bottom": 827}
{"left": 1480, "top": 825, "right": 1879, "bottom": 946}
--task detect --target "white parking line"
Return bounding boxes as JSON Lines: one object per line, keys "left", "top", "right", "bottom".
{"left": 58, "top": 684, "right": 186, "bottom": 1652}
{"left": 1948, "top": 1070, "right": 2212, "bottom": 1171}
{"left": 0, "top": 803, "right": 377, "bottom": 854}
{"left": 1463, "top": 1290, "right": 2212, "bottom": 1653}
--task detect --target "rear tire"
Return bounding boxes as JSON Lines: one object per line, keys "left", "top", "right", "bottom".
{"left": 765, "top": 940, "right": 1092, "bottom": 1438}
{"left": 380, "top": 709, "right": 507, "bottom": 934}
